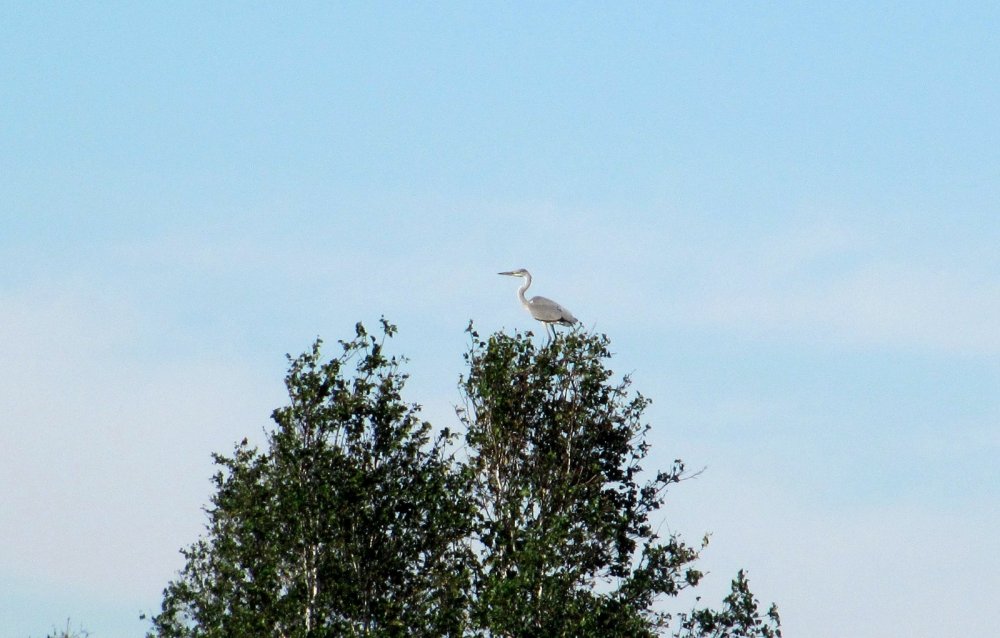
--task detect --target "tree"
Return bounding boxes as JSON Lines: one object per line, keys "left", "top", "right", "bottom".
{"left": 458, "top": 327, "right": 779, "bottom": 637}
{"left": 149, "top": 320, "right": 472, "bottom": 637}
{"left": 149, "top": 320, "right": 779, "bottom": 638}
{"left": 41, "top": 619, "right": 89, "bottom": 638}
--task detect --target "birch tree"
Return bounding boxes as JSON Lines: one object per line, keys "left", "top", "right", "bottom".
{"left": 148, "top": 321, "right": 779, "bottom": 638}
{"left": 459, "top": 327, "right": 780, "bottom": 638}
{"left": 149, "top": 320, "right": 471, "bottom": 638}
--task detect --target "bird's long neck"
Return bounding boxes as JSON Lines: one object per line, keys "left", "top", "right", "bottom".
{"left": 517, "top": 273, "right": 531, "bottom": 308}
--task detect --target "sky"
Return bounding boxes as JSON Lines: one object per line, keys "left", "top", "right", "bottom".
{"left": 2, "top": 2, "right": 998, "bottom": 636}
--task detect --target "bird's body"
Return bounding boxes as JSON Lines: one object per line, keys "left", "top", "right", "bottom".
{"left": 499, "top": 269, "right": 578, "bottom": 337}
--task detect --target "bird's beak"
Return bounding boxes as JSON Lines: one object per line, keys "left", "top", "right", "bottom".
{"left": 498, "top": 271, "right": 515, "bottom": 276}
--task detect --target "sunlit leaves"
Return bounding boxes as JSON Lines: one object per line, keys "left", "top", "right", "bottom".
{"left": 149, "top": 320, "right": 471, "bottom": 638}
{"left": 149, "top": 320, "right": 778, "bottom": 638}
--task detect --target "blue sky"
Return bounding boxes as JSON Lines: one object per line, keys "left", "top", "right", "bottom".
{"left": 2, "top": 2, "right": 998, "bottom": 636}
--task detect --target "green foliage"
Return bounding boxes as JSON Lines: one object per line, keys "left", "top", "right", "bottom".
{"left": 42, "top": 619, "right": 89, "bottom": 638}
{"left": 675, "top": 570, "right": 782, "bottom": 638}
{"left": 149, "top": 319, "right": 472, "bottom": 637}
{"left": 459, "top": 327, "right": 719, "bottom": 637}
{"left": 148, "top": 320, "right": 779, "bottom": 638}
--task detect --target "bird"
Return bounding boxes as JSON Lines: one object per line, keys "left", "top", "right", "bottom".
{"left": 498, "top": 269, "right": 578, "bottom": 339}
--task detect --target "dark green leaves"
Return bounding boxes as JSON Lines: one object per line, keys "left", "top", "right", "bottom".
{"left": 150, "top": 320, "right": 471, "bottom": 638}
{"left": 459, "top": 328, "right": 706, "bottom": 637}
{"left": 149, "top": 321, "right": 779, "bottom": 638}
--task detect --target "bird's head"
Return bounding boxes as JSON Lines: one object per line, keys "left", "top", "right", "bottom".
{"left": 498, "top": 268, "right": 530, "bottom": 278}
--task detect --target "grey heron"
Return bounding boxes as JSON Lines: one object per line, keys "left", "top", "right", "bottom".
{"left": 498, "top": 269, "right": 578, "bottom": 338}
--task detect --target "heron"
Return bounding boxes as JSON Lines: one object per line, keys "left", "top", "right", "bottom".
{"left": 498, "top": 268, "right": 578, "bottom": 339}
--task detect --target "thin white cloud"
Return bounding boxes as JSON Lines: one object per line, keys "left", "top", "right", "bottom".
{"left": 661, "top": 463, "right": 1000, "bottom": 638}
{"left": 3, "top": 209, "right": 995, "bottom": 638}
{"left": 0, "top": 285, "right": 281, "bottom": 602}
{"left": 652, "top": 220, "right": 1000, "bottom": 355}
{"left": 453, "top": 204, "right": 999, "bottom": 357}
{"left": 686, "top": 261, "right": 1000, "bottom": 355}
